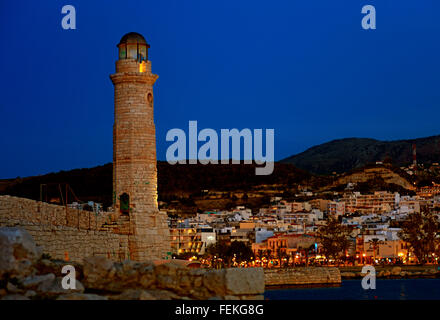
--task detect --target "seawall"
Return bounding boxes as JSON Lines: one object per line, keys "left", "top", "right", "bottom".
{"left": 264, "top": 267, "right": 341, "bottom": 287}
{"left": 0, "top": 195, "right": 130, "bottom": 262}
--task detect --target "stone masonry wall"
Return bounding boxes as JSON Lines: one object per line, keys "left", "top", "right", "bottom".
{"left": 0, "top": 195, "right": 130, "bottom": 262}
{"left": 0, "top": 195, "right": 116, "bottom": 230}
{"left": 0, "top": 227, "right": 265, "bottom": 300}
{"left": 264, "top": 267, "right": 341, "bottom": 286}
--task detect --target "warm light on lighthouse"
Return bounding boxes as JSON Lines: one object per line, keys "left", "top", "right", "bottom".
{"left": 139, "top": 61, "right": 146, "bottom": 73}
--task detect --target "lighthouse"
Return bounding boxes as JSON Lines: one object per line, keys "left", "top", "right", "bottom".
{"left": 110, "top": 32, "right": 169, "bottom": 261}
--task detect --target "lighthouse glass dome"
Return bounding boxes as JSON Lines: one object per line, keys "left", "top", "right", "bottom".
{"left": 117, "top": 32, "right": 149, "bottom": 62}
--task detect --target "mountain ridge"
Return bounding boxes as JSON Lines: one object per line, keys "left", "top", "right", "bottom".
{"left": 281, "top": 135, "right": 440, "bottom": 175}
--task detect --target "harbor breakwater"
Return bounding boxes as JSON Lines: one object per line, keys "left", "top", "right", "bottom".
{"left": 340, "top": 266, "right": 440, "bottom": 279}
{"left": 264, "top": 267, "right": 341, "bottom": 287}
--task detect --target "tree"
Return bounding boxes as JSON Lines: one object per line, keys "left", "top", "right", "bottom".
{"left": 367, "top": 238, "right": 383, "bottom": 264}
{"left": 279, "top": 250, "right": 288, "bottom": 268}
{"left": 302, "top": 244, "right": 316, "bottom": 267}
{"left": 276, "top": 247, "right": 287, "bottom": 267}
{"left": 317, "top": 216, "right": 352, "bottom": 264}
{"left": 265, "top": 249, "right": 273, "bottom": 268}
{"left": 206, "top": 242, "right": 229, "bottom": 268}
{"left": 206, "top": 242, "right": 229, "bottom": 258}
{"left": 205, "top": 241, "right": 254, "bottom": 267}
{"left": 398, "top": 209, "right": 439, "bottom": 265}
{"left": 227, "top": 241, "right": 254, "bottom": 265}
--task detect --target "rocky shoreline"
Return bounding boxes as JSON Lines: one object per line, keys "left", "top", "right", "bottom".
{"left": 0, "top": 227, "right": 264, "bottom": 300}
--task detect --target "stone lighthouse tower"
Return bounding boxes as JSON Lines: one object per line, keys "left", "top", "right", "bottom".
{"left": 110, "top": 32, "right": 169, "bottom": 261}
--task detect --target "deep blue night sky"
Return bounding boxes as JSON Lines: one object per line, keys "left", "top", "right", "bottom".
{"left": 1, "top": 0, "right": 439, "bottom": 178}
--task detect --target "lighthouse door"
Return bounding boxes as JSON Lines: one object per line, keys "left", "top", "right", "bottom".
{"left": 120, "top": 193, "right": 130, "bottom": 215}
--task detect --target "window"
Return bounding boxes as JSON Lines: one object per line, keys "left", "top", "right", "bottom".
{"left": 119, "top": 44, "right": 127, "bottom": 59}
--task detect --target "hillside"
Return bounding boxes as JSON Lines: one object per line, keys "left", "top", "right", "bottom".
{"left": 325, "top": 166, "right": 415, "bottom": 194}
{"left": 281, "top": 135, "right": 440, "bottom": 175}
{"left": 0, "top": 162, "right": 322, "bottom": 209}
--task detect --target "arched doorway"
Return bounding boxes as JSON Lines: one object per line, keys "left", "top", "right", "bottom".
{"left": 120, "top": 193, "right": 130, "bottom": 215}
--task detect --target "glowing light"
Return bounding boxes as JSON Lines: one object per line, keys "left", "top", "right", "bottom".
{"left": 139, "top": 61, "right": 146, "bottom": 73}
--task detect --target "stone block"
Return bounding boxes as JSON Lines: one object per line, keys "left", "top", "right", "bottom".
{"left": 224, "top": 268, "right": 265, "bottom": 295}
{"left": 0, "top": 227, "right": 41, "bottom": 278}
